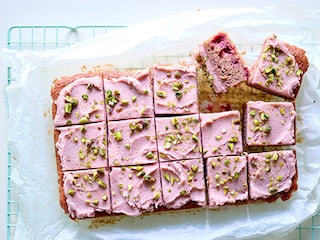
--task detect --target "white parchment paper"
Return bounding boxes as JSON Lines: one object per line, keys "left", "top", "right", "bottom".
{"left": 3, "top": 7, "right": 320, "bottom": 240}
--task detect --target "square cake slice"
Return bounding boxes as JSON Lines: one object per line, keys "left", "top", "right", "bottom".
{"left": 206, "top": 156, "right": 248, "bottom": 208}
{"left": 248, "top": 150, "right": 298, "bottom": 201}
{"left": 155, "top": 114, "right": 202, "bottom": 162}
{"left": 160, "top": 158, "right": 206, "bottom": 209}
{"left": 193, "top": 32, "right": 249, "bottom": 94}
{"left": 62, "top": 168, "right": 111, "bottom": 219}
{"left": 51, "top": 73, "right": 106, "bottom": 126}
{"left": 110, "top": 163, "right": 162, "bottom": 216}
{"left": 153, "top": 64, "right": 198, "bottom": 115}
{"left": 55, "top": 122, "right": 108, "bottom": 171}
{"left": 108, "top": 118, "right": 158, "bottom": 167}
{"left": 200, "top": 111, "right": 242, "bottom": 158}
{"left": 244, "top": 101, "right": 296, "bottom": 146}
{"left": 248, "top": 34, "right": 309, "bottom": 100}
{"left": 104, "top": 69, "right": 154, "bottom": 121}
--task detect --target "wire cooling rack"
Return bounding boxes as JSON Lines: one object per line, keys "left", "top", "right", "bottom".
{"left": 6, "top": 25, "right": 320, "bottom": 240}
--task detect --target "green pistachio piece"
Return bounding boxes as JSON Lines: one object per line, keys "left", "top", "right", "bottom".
{"left": 92, "top": 199, "right": 99, "bottom": 206}
{"left": 127, "top": 184, "right": 133, "bottom": 191}
{"left": 253, "top": 119, "right": 260, "bottom": 126}
{"left": 82, "top": 94, "right": 89, "bottom": 100}
{"left": 229, "top": 137, "right": 238, "bottom": 143}
{"left": 64, "top": 103, "right": 73, "bottom": 114}
{"left": 191, "top": 134, "right": 199, "bottom": 142}
{"left": 79, "top": 116, "right": 89, "bottom": 124}
{"left": 68, "top": 189, "right": 75, "bottom": 196}
{"left": 121, "top": 99, "right": 129, "bottom": 105}
{"left": 249, "top": 110, "right": 256, "bottom": 117}
{"left": 65, "top": 95, "right": 78, "bottom": 106}
{"left": 102, "top": 195, "right": 108, "bottom": 201}
{"left": 87, "top": 83, "right": 94, "bottom": 90}
{"left": 73, "top": 137, "right": 78, "bottom": 142}
{"left": 114, "top": 131, "right": 123, "bottom": 141}
{"left": 153, "top": 191, "right": 161, "bottom": 200}
{"left": 98, "top": 180, "right": 107, "bottom": 189}
{"left": 276, "top": 175, "right": 283, "bottom": 181}
{"left": 260, "top": 112, "right": 270, "bottom": 121}
{"left": 227, "top": 143, "right": 234, "bottom": 152}
{"left": 78, "top": 150, "right": 85, "bottom": 159}
{"left": 172, "top": 81, "right": 184, "bottom": 91}
{"left": 215, "top": 174, "right": 220, "bottom": 181}
{"left": 264, "top": 125, "right": 272, "bottom": 133}
{"left": 234, "top": 172, "right": 239, "bottom": 179}
{"left": 145, "top": 151, "right": 154, "bottom": 159}
{"left": 174, "top": 71, "right": 182, "bottom": 79}
{"left": 80, "top": 125, "right": 86, "bottom": 132}
{"left": 296, "top": 69, "right": 303, "bottom": 77}
{"left": 268, "top": 187, "right": 278, "bottom": 194}
{"left": 144, "top": 175, "right": 156, "bottom": 183}
{"left": 280, "top": 108, "right": 285, "bottom": 115}
{"left": 171, "top": 117, "right": 179, "bottom": 127}
{"left": 136, "top": 171, "right": 145, "bottom": 177}
{"left": 164, "top": 173, "right": 171, "bottom": 182}
{"left": 99, "top": 148, "right": 106, "bottom": 157}
{"left": 215, "top": 135, "right": 222, "bottom": 140}
{"left": 157, "top": 91, "right": 167, "bottom": 98}
{"left": 272, "top": 153, "right": 279, "bottom": 161}
{"left": 191, "top": 164, "right": 198, "bottom": 172}
{"left": 125, "top": 144, "right": 131, "bottom": 149}
{"left": 130, "top": 166, "right": 144, "bottom": 171}
{"left": 175, "top": 91, "right": 183, "bottom": 99}
{"left": 132, "top": 96, "right": 137, "bottom": 102}
{"left": 179, "top": 190, "right": 187, "bottom": 196}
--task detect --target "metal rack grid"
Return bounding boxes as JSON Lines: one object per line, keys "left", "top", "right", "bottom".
{"left": 5, "top": 25, "right": 320, "bottom": 240}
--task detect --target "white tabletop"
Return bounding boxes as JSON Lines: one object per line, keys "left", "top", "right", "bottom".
{"left": 1, "top": 1, "right": 319, "bottom": 239}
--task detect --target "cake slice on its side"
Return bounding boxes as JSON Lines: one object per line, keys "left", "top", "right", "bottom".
{"left": 206, "top": 155, "right": 248, "bottom": 208}
{"left": 103, "top": 69, "right": 154, "bottom": 121}
{"left": 248, "top": 150, "right": 298, "bottom": 202}
{"left": 194, "top": 32, "right": 249, "bottom": 94}
{"left": 155, "top": 114, "right": 202, "bottom": 162}
{"left": 244, "top": 101, "right": 296, "bottom": 146}
{"left": 51, "top": 73, "right": 106, "bottom": 127}
{"left": 152, "top": 64, "right": 199, "bottom": 115}
{"left": 110, "top": 163, "right": 163, "bottom": 216}
{"left": 160, "top": 158, "right": 206, "bottom": 209}
{"left": 248, "top": 34, "right": 309, "bottom": 100}
{"left": 108, "top": 118, "right": 158, "bottom": 167}
{"left": 55, "top": 122, "right": 108, "bottom": 171}
{"left": 200, "top": 111, "right": 242, "bottom": 158}
{"left": 62, "top": 168, "right": 111, "bottom": 219}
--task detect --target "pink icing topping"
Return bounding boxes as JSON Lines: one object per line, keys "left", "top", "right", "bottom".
{"left": 110, "top": 163, "right": 162, "bottom": 216}
{"left": 54, "top": 75, "right": 105, "bottom": 126}
{"left": 155, "top": 114, "right": 202, "bottom": 161}
{"left": 104, "top": 69, "right": 154, "bottom": 120}
{"left": 63, "top": 168, "right": 111, "bottom": 219}
{"left": 207, "top": 155, "right": 248, "bottom": 207}
{"left": 108, "top": 118, "right": 158, "bottom": 166}
{"left": 245, "top": 101, "right": 296, "bottom": 146}
{"left": 160, "top": 158, "right": 206, "bottom": 209}
{"left": 248, "top": 150, "right": 296, "bottom": 200}
{"left": 56, "top": 122, "right": 108, "bottom": 171}
{"left": 153, "top": 65, "right": 198, "bottom": 115}
{"left": 248, "top": 35, "right": 301, "bottom": 99}
{"left": 200, "top": 111, "right": 242, "bottom": 158}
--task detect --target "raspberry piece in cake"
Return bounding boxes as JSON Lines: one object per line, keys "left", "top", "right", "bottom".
{"left": 248, "top": 150, "right": 297, "bottom": 201}
{"left": 200, "top": 111, "right": 242, "bottom": 158}
{"left": 248, "top": 35, "right": 309, "bottom": 100}
{"left": 104, "top": 69, "right": 154, "bottom": 121}
{"left": 108, "top": 118, "right": 157, "bottom": 167}
{"left": 244, "top": 101, "right": 296, "bottom": 146}
{"left": 51, "top": 73, "right": 106, "bottom": 126}
{"left": 160, "top": 158, "right": 206, "bottom": 209}
{"left": 206, "top": 155, "right": 248, "bottom": 208}
{"left": 55, "top": 122, "right": 108, "bottom": 171}
{"left": 194, "top": 32, "right": 249, "bottom": 94}
{"left": 62, "top": 168, "right": 111, "bottom": 219}
{"left": 153, "top": 64, "right": 198, "bottom": 115}
{"left": 110, "top": 163, "right": 162, "bottom": 216}
{"left": 155, "top": 114, "right": 202, "bottom": 162}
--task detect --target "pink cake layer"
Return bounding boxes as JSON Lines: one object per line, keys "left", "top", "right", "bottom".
{"left": 153, "top": 64, "right": 198, "bottom": 115}
{"left": 108, "top": 118, "right": 158, "bottom": 167}
{"left": 160, "top": 158, "right": 206, "bottom": 209}
{"left": 155, "top": 114, "right": 202, "bottom": 162}
{"left": 248, "top": 35, "right": 303, "bottom": 100}
{"left": 248, "top": 150, "right": 297, "bottom": 200}
{"left": 103, "top": 69, "right": 154, "bottom": 121}
{"left": 56, "top": 122, "right": 108, "bottom": 171}
{"left": 63, "top": 168, "right": 111, "bottom": 219}
{"left": 110, "top": 163, "right": 162, "bottom": 216}
{"left": 200, "top": 111, "right": 242, "bottom": 158}
{"left": 53, "top": 75, "right": 106, "bottom": 126}
{"left": 206, "top": 155, "right": 248, "bottom": 208}
{"left": 245, "top": 101, "right": 296, "bottom": 146}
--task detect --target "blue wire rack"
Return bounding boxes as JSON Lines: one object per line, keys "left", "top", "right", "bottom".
{"left": 6, "top": 25, "right": 320, "bottom": 240}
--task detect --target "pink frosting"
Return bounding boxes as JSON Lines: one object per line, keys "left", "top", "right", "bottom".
{"left": 155, "top": 114, "right": 202, "bottom": 161}
{"left": 245, "top": 101, "right": 296, "bottom": 146}
{"left": 207, "top": 156, "right": 248, "bottom": 207}
{"left": 248, "top": 150, "right": 296, "bottom": 200}
{"left": 56, "top": 122, "right": 108, "bottom": 171}
{"left": 54, "top": 75, "right": 106, "bottom": 126}
{"left": 160, "top": 158, "right": 206, "bottom": 209}
{"left": 110, "top": 163, "right": 162, "bottom": 216}
{"left": 248, "top": 35, "right": 301, "bottom": 99}
{"left": 200, "top": 111, "right": 242, "bottom": 158}
{"left": 63, "top": 168, "right": 111, "bottom": 219}
{"left": 104, "top": 69, "right": 154, "bottom": 121}
{"left": 153, "top": 65, "right": 198, "bottom": 115}
{"left": 108, "top": 118, "right": 158, "bottom": 167}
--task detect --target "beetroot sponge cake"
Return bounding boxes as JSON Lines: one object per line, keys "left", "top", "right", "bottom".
{"left": 194, "top": 32, "right": 249, "bottom": 94}
{"left": 248, "top": 34, "right": 309, "bottom": 100}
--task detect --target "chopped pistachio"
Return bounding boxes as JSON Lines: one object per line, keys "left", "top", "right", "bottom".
{"left": 192, "top": 134, "right": 199, "bottom": 142}
{"left": 102, "top": 195, "right": 108, "bottom": 201}
{"left": 171, "top": 117, "right": 179, "bottom": 127}
{"left": 260, "top": 112, "right": 270, "bottom": 121}
{"left": 87, "top": 83, "right": 94, "bottom": 90}
{"left": 175, "top": 91, "right": 183, "bottom": 99}
{"left": 264, "top": 125, "right": 272, "bottom": 133}
{"left": 272, "top": 153, "right": 279, "bottom": 161}
{"left": 82, "top": 94, "right": 89, "bottom": 100}
{"left": 224, "top": 158, "right": 231, "bottom": 166}
{"left": 92, "top": 199, "right": 99, "bottom": 206}
{"left": 125, "top": 143, "right": 131, "bottom": 149}
{"left": 174, "top": 71, "right": 182, "bottom": 79}
{"left": 87, "top": 192, "right": 92, "bottom": 198}
{"left": 95, "top": 114, "right": 101, "bottom": 119}
{"left": 253, "top": 119, "right": 260, "bottom": 126}
{"left": 234, "top": 172, "right": 239, "bottom": 179}
{"left": 296, "top": 69, "right": 303, "bottom": 77}
{"left": 114, "top": 131, "right": 123, "bottom": 141}
{"left": 78, "top": 150, "right": 85, "bottom": 159}
{"left": 85, "top": 200, "right": 91, "bottom": 205}
{"left": 121, "top": 99, "right": 129, "bottom": 105}
{"left": 276, "top": 175, "right": 283, "bottom": 181}
{"left": 136, "top": 171, "right": 145, "bottom": 177}
{"left": 215, "top": 174, "right": 220, "bottom": 181}
{"left": 215, "top": 135, "right": 222, "bottom": 141}
{"left": 127, "top": 184, "right": 133, "bottom": 191}
{"left": 68, "top": 189, "right": 75, "bottom": 196}
{"left": 280, "top": 108, "right": 285, "bottom": 115}
{"left": 66, "top": 120, "right": 72, "bottom": 125}
{"left": 191, "top": 164, "right": 198, "bottom": 172}
{"left": 130, "top": 165, "right": 144, "bottom": 171}
{"left": 145, "top": 151, "right": 154, "bottom": 159}
{"left": 79, "top": 116, "right": 89, "bottom": 124}
{"left": 164, "top": 173, "right": 171, "bottom": 182}
{"left": 268, "top": 187, "right": 278, "bottom": 194}
{"left": 64, "top": 103, "right": 72, "bottom": 114}
{"left": 98, "top": 180, "right": 107, "bottom": 189}
{"left": 229, "top": 137, "right": 238, "bottom": 143}
{"left": 132, "top": 96, "right": 137, "bottom": 102}
{"left": 153, "top": 191, "right": 161, "bottom": 200}
{"left": 249, "top": 110, "right": 256, "bottom": 117}
{"left": 80, "top": 125, "right": 86, "bottom": 132}
{"left": 118, "top": 183, "right": 124, "bottom": 189}
{"left": 73, "top": 137, "right": 78, "bottom": 142}
{"left": 144, "top": 175, "right": 156, "bottom": 183}
{"left": 172, "top": 81, "right": 184, "bottom": 91}
{"left": 265, "top": 153, "right": 272, "bottom": 159}
{"left": 179, "top": 190, "right": 187, "bottom": 196}
{"left": 65, "top": 95, "right": 78, "bottom": 106}
{"left": 164, "top": 141, "right": 172, "bottom": 150}
{"left": 157, "top": 91, "right": 167, "bottom": 98}
{"left": 227, "top": 143, "right": 234, "bottom": 152}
